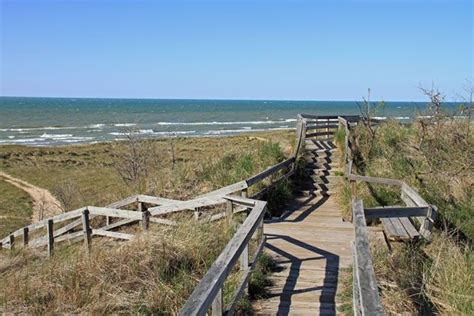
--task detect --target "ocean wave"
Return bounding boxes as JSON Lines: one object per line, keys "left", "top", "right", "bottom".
{"left": 40, "top": 133, "right": 74, "bottom": 139}
{"left": 0, "top": 126, "right": 76, "bottom": 132}
{"left": 114, "top": 123, "right": 137, "bottom": 127}
{"left": 88, "top": 124, "right": 105, "bottom": 128}
{"left": 156, "top": 119, "right": 296, "bottom": 126}
{"left": 109, "top": 130, "right": 196, "bottom": 136}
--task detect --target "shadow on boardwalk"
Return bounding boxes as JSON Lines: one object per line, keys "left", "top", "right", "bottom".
{"left": 265, "top": 232, "right": 340, "bottom": 315}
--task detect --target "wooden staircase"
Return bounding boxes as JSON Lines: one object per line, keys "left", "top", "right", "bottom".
{"left": 253, "top": 138, "right": 354, "bottom": 315}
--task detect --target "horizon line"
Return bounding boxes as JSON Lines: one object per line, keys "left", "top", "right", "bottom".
{"left": 0, "top": 95, "right": 441, "bottom": 103}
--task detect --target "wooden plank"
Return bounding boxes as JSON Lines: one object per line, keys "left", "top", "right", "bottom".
{"left": 106, "top": 195, "right": 139, "bottom": 208}
{"left": 196, "top": 181, "right": 248, "bottom": 199}
{"left": 352, "top": 241, "right": 361, "bottom": 316}
{"left": 364, "top": 206, "right": 429, "bottom": 219}
{"left": 381, "top": 218, "right": 411, "bottom": 241}
{"left": 148, "top": 196, "right": 227, "bottom": 216}
{"left": 87, "top": 206, "right": 143, "bottom": 220}
{"left": 352, "top": 199, "right": 384, "bottom": 315}
{"left": 92, "top": 229, "right": 134, "bottom": 240}
{"left": 306, "top": 131, "right": 335, "bottom": 138}
{"left": 306, "top": 124, "right": 339, "bottom": 130}
{"left": 390, "top": 218, "right": 410, "bottom": 241}
{"left": 401, "top": 183, "right": 428, "bottom": 206}
{"left": 246, "top": 158, "right": 294, "bottom": 186}
{"left": 136, "top": 195, "right": 180, "bottom": 205}
{"left": 223, "top": 195, "right": 256, "bottom": 207}
{"left": 398, "top": 217, "right": 420, "bottom": 239}
{"left": 0, "top": 208, "right": 84, "bottom": 244}
{"left": 349, "top": 174, "right": 403, "bottom": 186}
{"left": 179, "top": 201, "right": 267, "bottom": 316}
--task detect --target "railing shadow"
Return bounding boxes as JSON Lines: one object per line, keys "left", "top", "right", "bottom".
{"left": 265, "top": 234, "right": 339, "bottom": 315}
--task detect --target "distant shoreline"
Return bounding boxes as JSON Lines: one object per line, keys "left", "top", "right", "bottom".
{"left": 0, "top": 97, "right": 464, "bottom": 146}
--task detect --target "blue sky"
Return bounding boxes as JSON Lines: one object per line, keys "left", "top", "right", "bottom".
{"left": 1, "top": 0, "right": 472, "bottom": 101}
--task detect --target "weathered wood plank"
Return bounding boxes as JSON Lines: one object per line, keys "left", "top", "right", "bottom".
{"left": 179, "top": 201, "right": 267, "bottom": 316}
{"left": 306, "top": 131, "right": 335, "bottom": 138}
{"left": 383, "top": 218, "right": 410, "bottom": 241}
{"left": 398, "top": 217, "right": 420, "bottom": 239}
{"left": 352, "top": 199, "right": 384, "bottom": 315}
{"left": 401, "top": 183, "right": 428, "bottom": 206}
{"left": 306, "top": 124, "right": 339, "bottom": 130}
{"left": 148, "top": 196, "right": 227, "bottom": 216}
{"left": 349, "top": 174, "right": 403, "bottom": 186}
{"left": 246, "top": 158, "right": 294, "bottom": 186}
{"left": 364, "top": 206, "right": 429, "bottom": 219}
{"left": 88, "top": 206, "right": 143, "bottom": 220}
{"left": 196, "top": 181, "right": 248, "bottom": 199}
{"left": 136, "top": 195, "right": 180, "bottom": 205}
{"left": 223, "top": 195, "right": 256, "bottom": 207}
{"left": 92, "top": 229, "right": 134, "bottom": 240}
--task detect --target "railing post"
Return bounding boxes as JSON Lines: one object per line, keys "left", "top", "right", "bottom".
{"left": 142, "top": 210, "right": 150, "bottom": 231}
{"left": 240, "top": 243, "right": 249, "bottom": 293}
{"left": 47, "top": 219, "right": 54, "bottom": 258}
{"left": 82, "top": 208, "right": 92, "bottom": 255}
{"left": 351, "top": 180, "right": 357, "bottom": 197}
{"left": 211, "top": 287, "right": 223, "bottom": 316}
{"left": 194, "top": 207, "right": 200, "bottom": 221}
{"left": 226, "top": 200, "right": 233, "bottom": 223}
{"left": 9, "top": 234, "right": 14, "bottom": 249}
{"left": 23, "top": 227, "right": 29, "bottom": 247}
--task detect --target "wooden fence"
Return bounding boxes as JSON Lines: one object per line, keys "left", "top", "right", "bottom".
{"left": 337, "top": 116, "right": 438, "bottom": 315}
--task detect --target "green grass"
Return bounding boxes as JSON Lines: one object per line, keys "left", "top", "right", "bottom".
{"left": 0, "top": 180, "right": 33, "bottom": 237}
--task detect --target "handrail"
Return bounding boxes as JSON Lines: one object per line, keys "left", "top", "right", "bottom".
{"left": 352, "top": 198, "right": 384, "bottom": 316}
{"left": 179, "top": 199, "right": 267, "bottom": 316}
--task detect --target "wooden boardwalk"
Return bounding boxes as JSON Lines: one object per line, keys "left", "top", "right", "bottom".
{"left": 253, "top": 140, "right": 354, "bottom": 315}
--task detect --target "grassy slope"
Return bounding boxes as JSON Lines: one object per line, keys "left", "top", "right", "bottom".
{"left": 0, "top": 130, "right": 293, "bottom": 313}
{"left": 0, "top": 130, "right": 294, "bottom": 231}
{"left": 336, "top": 119, "right": 473, "bottom": 315}
{"left": 0, "top": 181, "right": 33, "bottom": 237}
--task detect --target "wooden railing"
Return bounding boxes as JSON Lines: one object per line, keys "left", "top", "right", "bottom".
{"left": 337, "top": 116, "right": 438, "bottom": 315}
{"left": 179, "top": 197, "right": 266, "bottom": 316}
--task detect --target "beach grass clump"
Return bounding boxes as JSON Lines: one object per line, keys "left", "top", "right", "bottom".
{"left": 198, "top": 141, "right": 286, "bottom": 190}
{"left": 423, "top": 234, "right": 474, "bottom": 314}
{"left": 0, "top": 219, "right": 235, "bottom": 314}
{"left": 340, "top": 113, "right": 474, "bottom": 314}
{"left": 0, "top": 132, "right": 292, "bottom": 314}
{"left": 265, "top": 179, "right": 293, "bottom": 217}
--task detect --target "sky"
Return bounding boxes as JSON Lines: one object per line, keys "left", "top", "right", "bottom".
{"left": 0, "top": 0, "right": 472, "bottom": 101}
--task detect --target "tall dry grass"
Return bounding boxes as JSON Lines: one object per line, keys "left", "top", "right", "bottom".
{"left": 1, "top": 220, "right": 233, "bottom": 314}
{"left": 345, "top": 117, "right": 473, "bottom": 314}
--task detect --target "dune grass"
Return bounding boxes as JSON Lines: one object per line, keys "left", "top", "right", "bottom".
{"left": 0, "top": 131, "right": 293, "bottom": 313}
{"left": 337, "top": 118, "right": 473, "bottom": 314}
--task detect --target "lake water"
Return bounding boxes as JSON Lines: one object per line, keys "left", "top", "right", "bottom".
{"left": 0, "top": 97, "right": 454, "bottom": 146}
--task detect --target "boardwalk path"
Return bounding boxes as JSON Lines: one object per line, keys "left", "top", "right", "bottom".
{"left": 253, "top": 139, "right": 354, "bottom": 315}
